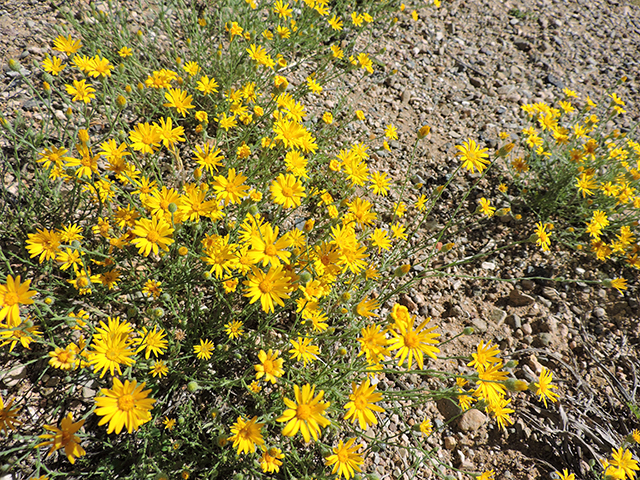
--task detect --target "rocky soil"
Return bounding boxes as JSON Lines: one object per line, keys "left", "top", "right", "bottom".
{"left": 1, "top": 0, "right": 640, "bottom": 479}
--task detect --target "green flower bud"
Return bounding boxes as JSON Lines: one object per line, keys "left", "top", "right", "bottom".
{"left": 504, "top": 360, "right": 518, "bottom": 369}
{"left": 168, "top": 202, "right": 178, "bottom": 213}
{"left": 463, "top": 326, "right": 474, "bottom": 335}
{"left": 504, "top": 378, "right": 528, "bottom": 392}
{"left": 187, "top": 381, "right": 199, "bottom": 392}
{"left": 299, "top": 271, "right": 312, "bottom": 284}
{"left": 8, "top": 59, "right": 21, "bottom": 72}
{"left": 248, "top": 205, "right": 259, "bottom": 216}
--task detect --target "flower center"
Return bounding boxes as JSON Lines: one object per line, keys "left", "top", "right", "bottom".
{"left": 259, "top": 280, "right": 273, "bottom": 293}
{"left": 58, "top": 350, "right": 71, "bottom": 363}
{"left": 354, "top": 396, "right": 368, "bottom": 410}
{"left": 281, "top": 186, "right": 293, "bottom": 197}
{"left": 147, "top": 230, "right": 160, "bottom": 243}
{"left": 105, "top": 350, "right": 120, "bottom": 361}
{"left": 296, "top": 404, "right": 311, "bottom": 421}
{"left": 263, "top": 359, "right": 274, "bottom": 373}
{"left": 118, "top": 393, "right": 135, "bottom": 411}
{"left": 337, "top": 448, "right": 350, "bottom": 463}
{"left": 265, "top": 245, "right": 277, "bottom": 256}
{"left": 3, "top": 292, "right": 18, "bottom": 306}
{"left": 404, "top": 330, "right": 419, "bottom": 348}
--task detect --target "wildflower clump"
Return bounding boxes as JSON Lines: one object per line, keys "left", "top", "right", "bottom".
{"left": 0, "top": 0, "right": 575, "bottom": 478}
{"left": 511, "top": 88, "right": 640, "bottom": 280}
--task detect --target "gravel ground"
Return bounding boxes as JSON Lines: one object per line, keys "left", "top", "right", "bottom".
{"left": 1, "top": 0, "right": 640, "bottom": 478}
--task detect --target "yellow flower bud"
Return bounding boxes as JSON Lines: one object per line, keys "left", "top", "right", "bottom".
{"left": 418, "top": 125, "right": 431, "bottom": 139}
{"left": 116, "top": 95, "right": 127, "bottom": 109}
{"left": 78, "top": 129, "right": 90, "bottom": 144}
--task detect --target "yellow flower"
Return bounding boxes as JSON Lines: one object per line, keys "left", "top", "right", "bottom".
{"left": 194, "top": 339, "right": 215, "bottom": 360}
{"left": 388, "top": 316, "right": 440, "bottom": 369}
{"left": 224, "top": 319, "right": 245, "bottom": 339}
{"left": 534, "top": 222, "right": 551, "bottom": 252}
{"left": 467, "top": 340, "right": 501, "bottom": 371}
{"left": 0, "top": 275, "right": 36, "bottom": 327}
{"left": 42, "top": 56, "right": 65, "bottom": 75}
{"left": 131, "top": 215, "right": 175, "bottom": 257}
{"left": 246, "top": 44, "right": 275, "bottom": 69}
{"left": 369, "top": 171, "right": 391, "bottom": 196}
{"left": 575, "top": 173, "right": 599, "bottom": 197}
{"left": 193, "top": 143, "right": 224, "bottom": 173}
{"left": 478, "top": 198, "right": 495, "bottom": 217}
{"left": 87, "top": 317, "right": 135, "bottom": 378}
{"left": 487, "top": 396, "right": 515, "bottom": 429}
{"left": 118, "top": 46, "right": 132, "bottom": 57}
{"left": 357, "top": 324, "right": 388, "bottom": 367}
{"left": 196, "top": 75, "right": 219, "bottom": 95}
{"left": 344, "top": 378, "right": 384, "bottom": 429}
{"left": 247, "top": 223, "right": 292, "bottom": 267}
{"left": 95, "top": 378, "right": 156, "bottom": 434}
{"left": 53, "top": 35, "right": 82, "bottom": 55}
{"left": 163, "top": 417, "right": 176, "bottom": 430}
{"left": 277, "top": 383, "right": 331, "bottom": 442}
{"left": 607, "top": 447, "right": 639, "bottom": 480}
{"left": 65, "top": 79, "right": 95, "bottom": 103}
{"left": 325, "top": 438, "right": 364, "bottom": 479}
{"left": 532, "top": 367, "right": 559, "bottom": 407}
{"left": 456, "top": 139, "right": 490, "bottom": 173}
{"left": 142, "top": 279, "right": 162, "bottom": 299}
{"left": 154, "top": 117, "right": 185, "bottom": 149}
{"left": 289, "top": 337, "right": 320, "bottom": 366}
{"left": 48, "top": 346, "right": 76, "bottom": 370}
{"left": 270, "top": 173, "right": 306, "bottom": 208}
{"left": 260, "top": 447, "right": 285, "bottom": 473}
{"left": 182, "top": 60, "right": 200, "bottom": 76}
{"left": 0, "top": 316, "right": 42, "bottom": 352}
{"left": 243, "top": 265, "right": 291, "bottom": 313}
{"left": 478, "top": 470, "right": 495, "bottom": 480}
{"left": 36, "top": 413, "right": 85, "bottom": 464}
{"left": 610, "top": 277, "right": 628, "bottom": 293}
{"left": 86, "top": 55, "right": 113, "bottom": 78}
{"left": 555, "top": 469, "right": 575, "bottom": 480}
{"left": 273, "top": 0, "right": 292, "bottom": 19}
{"left": 254, "top": 349, "right": 284, "bottom": 383}
{"left": 134, "top": 326, "right": 168, "bottom": 359}
{"left": 370, "top": 228, "right": 391, "bottom": 253}
{"left": 163, "top": 87, "right": 195, "bottom": 117}
{"left": 0, "top": 394, "right": 21, "bottom": 434}
{"left": 419, "top": 417, "right": 433, "bottom": 436}
{"left": 474, "top": 362, "right": 508, "bottom": 404}
{"left": 328, "top": 15, "right": 343, "bottom": 30}
{"left": 129, "top": 122, "right": 162, "bottom": 154}
{"left": 150, "top": 360, "right": 168, "bottom": 377}
{"left": 212, "top": 168, "right": 250, "bottom": 205}
{"left": 385, "top": 123, "right": 398, "bottom": 140}
{"left": 228, "top": 416, "right": 265, "bottom": 455}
